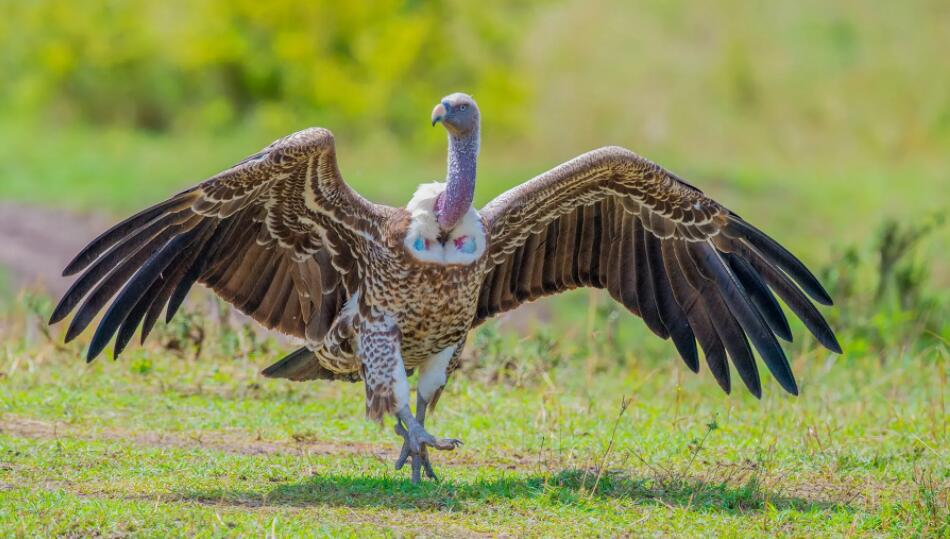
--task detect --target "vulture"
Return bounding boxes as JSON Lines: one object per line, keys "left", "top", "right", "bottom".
{"left": 51, "top": 92, "right": 840, "bottom": 483}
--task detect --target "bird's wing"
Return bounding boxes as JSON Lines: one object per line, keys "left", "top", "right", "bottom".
{"left": 477, "top": 146, "right": 840, "bottom": 397}
{"left": 50, "top": 128, "right": 390, "bottom": 362}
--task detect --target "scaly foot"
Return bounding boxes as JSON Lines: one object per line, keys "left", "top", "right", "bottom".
{"left": 393, "top": 404, "right": 462, "bottom": 483}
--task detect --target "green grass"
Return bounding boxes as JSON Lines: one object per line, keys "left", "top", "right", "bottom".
{"left": 1, "top": 299, "right": 947, "bottom": 537}
{"left": 1, "top": 1, "right": 948, "bottom": 535}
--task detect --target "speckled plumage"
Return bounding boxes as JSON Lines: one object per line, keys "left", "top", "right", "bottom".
{"left": 52, "top": 93, "right": 839, "bottom": 482}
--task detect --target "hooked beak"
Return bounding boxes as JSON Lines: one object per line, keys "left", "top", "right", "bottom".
{"left": 431, "top": 103, "right": 446, "bottom": 126}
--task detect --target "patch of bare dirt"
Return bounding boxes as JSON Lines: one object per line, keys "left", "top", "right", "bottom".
{"left": 0, "top": 202, "right": 109, "bottom": 297}
{"left": 0, "top": 414, "right": 383, "bottom": 458}
{"left": 0, "top": 414, "right": 534, "bottom": 468}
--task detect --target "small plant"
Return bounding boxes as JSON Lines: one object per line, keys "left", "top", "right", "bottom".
{"left": 910, "top": 465, "right": 950, "bottom": 536}
{"left": 586, "top": 395, "right": 631, "bottom": 496}
{"left": 821, "top": 212, "right": 948, "bottom": 358}
{"left": 129, "top": 357, "right": 153, "bottom": 375}
{"left": 463, "top": 322, "right": 563, "bottom": 387}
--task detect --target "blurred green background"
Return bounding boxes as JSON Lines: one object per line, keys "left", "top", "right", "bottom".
{"left": 0, "top": 0, "right": 947, "bottom": 338}
{"left": 0, "top": 4, "right": 948, "bottom": 534}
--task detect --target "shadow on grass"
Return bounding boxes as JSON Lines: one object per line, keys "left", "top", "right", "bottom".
{"left": 178, "top": 468, "right": 855, "bottom": 515}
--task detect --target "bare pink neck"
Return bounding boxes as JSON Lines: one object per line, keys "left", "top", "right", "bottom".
{"left": 436, "top": 128, "right": 479, "bottom": 230}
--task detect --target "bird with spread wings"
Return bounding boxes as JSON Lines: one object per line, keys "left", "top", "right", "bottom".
{"left": 51, "top": 92, "right": 840, "bottom": 483}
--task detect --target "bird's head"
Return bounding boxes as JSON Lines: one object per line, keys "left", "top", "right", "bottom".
{"left": 431, "top": 93, "right": 479, "bottom": 136}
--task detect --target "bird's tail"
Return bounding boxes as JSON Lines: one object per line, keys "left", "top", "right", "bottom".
{"left": 261, "top": 346, "right": 360, "bottom": 382}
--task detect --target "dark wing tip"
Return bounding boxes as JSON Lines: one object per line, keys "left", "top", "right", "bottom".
{"left": 681, "top": 347, "right": 700, "bottom": 373}
{"left": 64, "top": 316, "right": 87, "bottom": 344}
{"left": 262, "top": 347, "right": 317, "bottom": 379}
{"left": 48, "top": 302, "right": 69, "bottom": 326}
{"left": 671, "top": 333, "right": 699, "bottom": 373}
{"left": 62, "top": 252, "right": 94, "bottom": 278}
{"left": 62, "top": 256, "right": 91, "bottom": 278}
{"left": 727, "top": 218, "right": 835, "bottom": 306}
{"left": 60, "top": 194, "right": 198, "bottom": 278}
{"left": 812, "top": 288, "right": 834, "bottom": 307}
{"left": 86, "top": 321, "right": 113, "bottom": 363}
{"left": 776, "top": 371, "right": 800, "bottom": 396}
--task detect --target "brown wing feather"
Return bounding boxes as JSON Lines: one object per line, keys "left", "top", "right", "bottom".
{"left": 476, "top": 146, "right": 840, "bottom": 397}
{"left": 50, "top": 128, "right": 389, "bottom": 363}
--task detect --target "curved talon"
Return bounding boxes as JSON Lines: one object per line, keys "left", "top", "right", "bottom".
{"left": 436, "top": 438, "right": 463, "bottom": 450}
{"left": 394, "top": 442, "right": 411, "bottom": 471}
{"left": 420, "top": 450, "right": 438, "bottom": 480}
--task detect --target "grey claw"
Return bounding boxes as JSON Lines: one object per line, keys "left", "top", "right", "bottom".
{"left": 395, "top": 443, "right": 411, "bottom": 470}
{"left": 434, "top": 437, "right": 463, "bottom": 451}
{"left": 422, "top": 454, "right": 438, "bottom": 480}
{"left": 409, "top": 446, "right": 437, "bottom": 482}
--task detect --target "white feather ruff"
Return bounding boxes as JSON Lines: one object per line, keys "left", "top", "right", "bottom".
{"left": 403, "top": 182, "right": 486, "bottom": 265}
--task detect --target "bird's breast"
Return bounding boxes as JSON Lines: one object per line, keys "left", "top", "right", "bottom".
{"left": 368, "top": 264, "right": 481, "bottom": 365}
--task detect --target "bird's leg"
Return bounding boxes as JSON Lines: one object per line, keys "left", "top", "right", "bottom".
{"left": 354, "top": 320, "right": 457, "bottom": 483}
{"left": 393, "top": 345, "right": 464, "bottom": 482}
{"left": 394, "top": 392, "right": 462, "bottom": 482}
{"left": 358, "top": 321, "right": 410, "bottom": 425}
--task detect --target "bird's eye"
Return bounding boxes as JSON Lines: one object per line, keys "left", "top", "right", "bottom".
{"left": 459, "top": 104, "right": 468, "bottom": 112}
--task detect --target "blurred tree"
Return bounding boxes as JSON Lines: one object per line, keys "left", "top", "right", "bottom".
{"left": 2, "top": 0, "right": 535, "bottom": 140}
